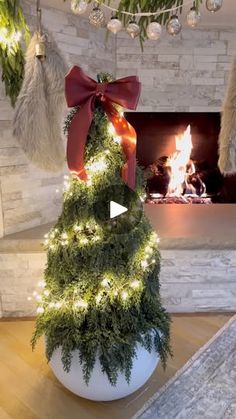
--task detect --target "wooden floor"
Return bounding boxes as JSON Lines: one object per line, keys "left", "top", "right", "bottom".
{"left": 0, "top": 314, "right": 233, "bottom": 419}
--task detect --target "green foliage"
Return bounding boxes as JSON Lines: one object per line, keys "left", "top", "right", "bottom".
{"left": 0, "top": 0, "right": 30, "bottom": 106}
{"left": 32, "top": 72, "right": 171, "bottom": 385}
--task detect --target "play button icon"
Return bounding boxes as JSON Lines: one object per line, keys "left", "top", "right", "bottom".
{"left": 92, "top": 183, "right": 143, "bottom": 235}
{"left": 110, "top": 201, "right": 128, "bottom": 219}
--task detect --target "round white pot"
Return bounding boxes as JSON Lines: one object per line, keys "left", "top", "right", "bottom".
{"left": 49, "top": 344, "right": 160, "bottom": 401}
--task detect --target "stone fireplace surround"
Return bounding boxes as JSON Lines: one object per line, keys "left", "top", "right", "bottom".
{"left": 0, "top": 1, "right": 236, "bottom": 316}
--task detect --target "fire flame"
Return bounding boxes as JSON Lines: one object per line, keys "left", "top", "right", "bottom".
{"left": 167, "top": 125, "right": 205, "bottom": 197}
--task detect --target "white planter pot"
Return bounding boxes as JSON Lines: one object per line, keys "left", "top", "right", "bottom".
{"left": 49, "top": 344, "right": 160, "bottom": 401}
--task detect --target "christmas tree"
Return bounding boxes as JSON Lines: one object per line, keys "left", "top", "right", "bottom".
{"left": 32, "top": 68, "right": 171, "bottom": 386}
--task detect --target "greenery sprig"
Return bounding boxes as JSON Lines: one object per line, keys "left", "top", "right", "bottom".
{"left": 0, "top": 0, "right": 30, "bottom": 106}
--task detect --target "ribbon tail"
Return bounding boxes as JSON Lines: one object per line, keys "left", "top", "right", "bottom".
{"left": 67, "top": 101, "right": 93, "bottom": 180}
{"left": 103, "top": 102, "right": 137, "bottom": 190}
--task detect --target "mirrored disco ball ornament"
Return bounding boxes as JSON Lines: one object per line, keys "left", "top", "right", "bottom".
{"left": 107, "top": 16, "right": 122, "bottom": 34}
{"left": 89, "top": 3, "right": 105, "bottom": 27}
{"left": 146, "top": 22, "right": 162, "bottom": 41}
{"left": 126, "top": 20, "right": 140, "bottom": 39}
{"left": 187, "top": 6, "right": 201, "bottom": 28}
{"left": 167, "top": 15, "right": 182, "bottom": 36}
{"left": 71, "top": 0, "right": 88, "bottom": 15}
{"left": 206, "top": 0, "right": 223, "bottom": 12}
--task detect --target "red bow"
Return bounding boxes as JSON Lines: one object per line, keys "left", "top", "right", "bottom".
{"left": 65, "top": 66, "right": 141, "bottom": 190}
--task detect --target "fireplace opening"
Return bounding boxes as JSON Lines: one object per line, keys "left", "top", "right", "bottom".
{"left": 126, "top": 112, "right": 236, "bottom": 204}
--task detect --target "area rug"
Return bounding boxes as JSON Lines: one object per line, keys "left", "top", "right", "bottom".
{"left": 133, "top": 315, "right": 236, "bottom": 419}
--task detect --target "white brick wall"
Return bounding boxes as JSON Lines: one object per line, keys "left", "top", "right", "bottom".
{"left": 0, "top": 252, "right": 46, "bottom": 317}
{"left": 160, "top": 250, "right": 236, "bottom": 312}
{"left": 116, "top": 27, "right": 236, "bottom": 112}
{"left": 1, "top": 247, "right": 236, "bottom": 317}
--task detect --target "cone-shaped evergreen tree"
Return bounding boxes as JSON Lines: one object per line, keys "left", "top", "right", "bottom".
{"left": 32, "top": 73, "right": 171, "bottom": 385}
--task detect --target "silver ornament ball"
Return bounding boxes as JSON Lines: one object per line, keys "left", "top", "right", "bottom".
{"left": 167, "top": 15, "right": 182, "bottom": 36}
{"left": 147, "top": 22, "right": 162, "bottom": 41}
{"left": 126, "top": 20, "right": 140, "bottom": 39}
{"left": 71, "top": 0, "right": 88, "bottom": 15}
{"left": 107, "top": 17, "right": 122, "bottom": 34}
{"left": 206, "top": 0, "right": 223, "bottom": 12}
{"left": 89, "top": 5, "right": 105, "bottom": 27}
{"left": 187, "top": 6, "right": 201, "bottom": 28}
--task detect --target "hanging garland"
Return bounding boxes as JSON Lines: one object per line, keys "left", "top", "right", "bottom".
{"left": 70, "top": 0, "right": 224, "bottom": 42}
{"left": 0, "top": 0, "right": 30, "bottom": 106}
{"left": 103, "top": 0, "right": 203, "bottom": 42}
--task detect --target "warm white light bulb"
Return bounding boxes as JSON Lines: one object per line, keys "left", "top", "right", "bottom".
{"left": 93, "top": 235, "right": 100, "bottom": 242}
{"left": 87, "top": 177, "right": 92, "bottom": 187}
{"left": 75, "top": 300, "right": 88, "bottom": 309}
{"left": 81, "top": 238, "right": 88, "bottom": 244}
{"left": 87, "top": 157, "right": 107, "bottom": 173}
{"left": 141, "top": 260, "right": 148, "bottom": 269}
{"left": 96, "top": 294, "right": 102, "bottom": 304}
{"left": 38, "top": 280, "right": 46, "bottom": 288}
{"left": 108, "top": 123, "right": 116, "bottom": 136}
{"left": 74, "top": 224, "right": 82, "bottom": 232}
{"left": 13, "top": 31, "right": 22, "bottom": 42}
{"left": 131, "top": 280, "right": 140, "bottom": 289}
{"left": 101, "top": 278, "right": 110, "bottom": 287}
{"left": 122, "top": 291, "right": 128, "bottom": 300}
{"left": 37, "top": 306, "right": 44, "bottom": 314}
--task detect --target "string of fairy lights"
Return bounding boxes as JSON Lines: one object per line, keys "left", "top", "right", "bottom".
{"left": 29, "top": 230, "right": 160, "bottom": 314}
{"left": 70, "top": 0, "right": 224, "bottom": 40}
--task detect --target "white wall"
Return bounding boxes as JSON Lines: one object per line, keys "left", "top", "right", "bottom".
{"left": 116, "top": 28, "right": 236, "bottom": 112}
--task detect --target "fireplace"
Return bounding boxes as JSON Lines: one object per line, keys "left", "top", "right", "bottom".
{"left": 126, "top": 112, "right": 236, "bottom": 204}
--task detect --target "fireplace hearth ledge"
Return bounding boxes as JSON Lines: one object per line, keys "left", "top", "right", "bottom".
{"left": 0, "top": 205, "right": 236, "bottom": 316}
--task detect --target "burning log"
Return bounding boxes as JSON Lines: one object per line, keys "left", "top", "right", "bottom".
{"left": 145, "top": 125, "right": 211, "bottom": 204}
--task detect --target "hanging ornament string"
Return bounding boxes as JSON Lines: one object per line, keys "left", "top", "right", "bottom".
{"left": 72, "top": 1, "right": 223, "bottom": 41}
{"left": 98, "top": 0, "right": 197, "bottom": 18}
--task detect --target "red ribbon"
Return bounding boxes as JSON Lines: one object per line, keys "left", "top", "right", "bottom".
{"left": 65, "top": 66, "right": 141, "bottom": 190}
